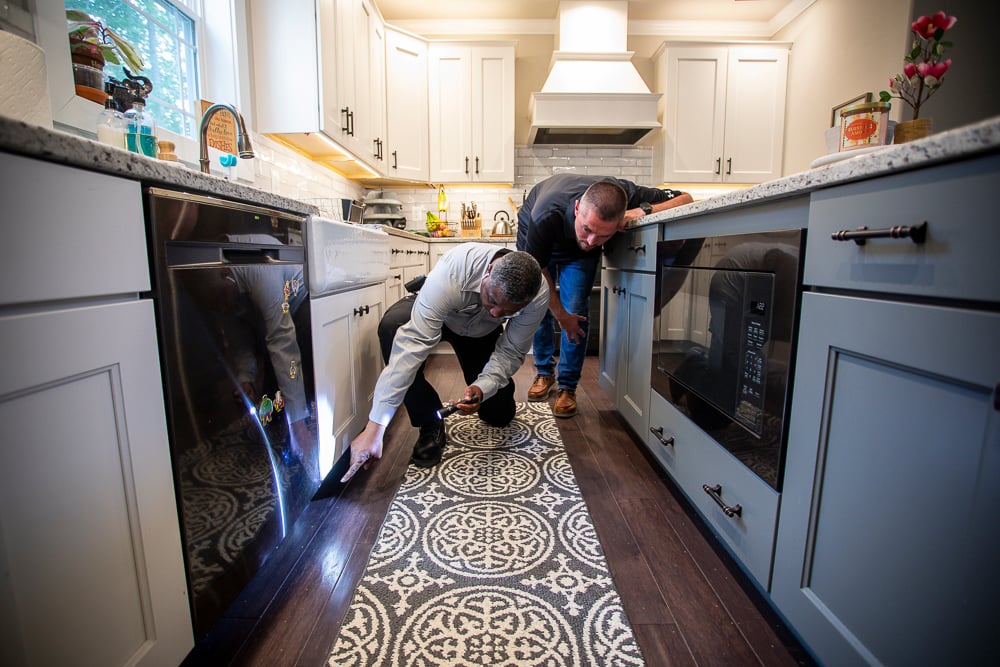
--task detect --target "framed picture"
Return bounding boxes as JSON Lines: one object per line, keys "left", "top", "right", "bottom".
{"left": 831, "top": 93, "right": 873, "bottom": 127}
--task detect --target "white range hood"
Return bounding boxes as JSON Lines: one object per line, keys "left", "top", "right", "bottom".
{"left": 529, "top": 0, "right": 661, "bottom": 145}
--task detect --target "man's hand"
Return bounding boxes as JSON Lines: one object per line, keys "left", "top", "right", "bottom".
{"left": 341, "top": 420, "right": 385, "bottom": 483}
{"left": 556, "top": 309, "right": 588, "bottom": 343}
{"left": 457, "top": 386, "right": 484, "bottom": 414}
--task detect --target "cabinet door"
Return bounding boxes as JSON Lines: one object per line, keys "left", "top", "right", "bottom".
{"left": 598, "top": 269, "right": 625, "bottom": 400}
{"left": 619, "top": 271, "right": 654, "bottom": 437}
{"left": 471, "top": 45, "right": 515, "bottom": 183}
{"left": 386, "top": 28, "right": 429, "bottom": 181}
{"left": 723, "top": 47, "right": 787, "bottom": 183}
{"left": 367, "top": 9, "right": 387, "bottom": 170}
{"left": 311, "top": 289, "right": 357, "bottom": 470}
{"left": 311, "top": 284, "right": 388, "bottom": 467}
{"left": 658, "top": 46, "right": 728, "bottom": 183}
{"left": 772, "top": 292, "right": 1000, "bottom": 666}
{"left": 0, "top": 301, "right": 192, "bottom": 666}
{"left": 429, "top": 44, "right": 473, "bottom": 182}
{"left": 351, "top": 283, "right": 387, "bottom": 438}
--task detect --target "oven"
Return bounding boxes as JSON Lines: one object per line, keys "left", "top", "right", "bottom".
{"left": 651, "top": 229, "right": 804, "bottom": 490}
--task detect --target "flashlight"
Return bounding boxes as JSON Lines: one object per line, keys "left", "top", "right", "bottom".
{"left": 436, "top": 395, "right": 480, "bottom": 419}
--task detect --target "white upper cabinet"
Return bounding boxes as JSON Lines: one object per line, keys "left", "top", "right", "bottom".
{"left": 385, "top": 27, "right": 429, "bottom": 181}
{"left": 251, "top": 0, "right": 386, "bottom": 174}
{"left": 652, "top": 43, "right": 789, "bottom": 184}
{"left": 429, "top": 43, "right": 515, "bottom": 183}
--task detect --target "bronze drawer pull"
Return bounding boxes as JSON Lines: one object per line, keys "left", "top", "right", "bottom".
{"left": 649, "top": 426, "right": 674, "bottom": 447}
{"left": 831, "top": 221, "right": 927, "bottom": 246}
{"left": 703, "top": 483, "right": 742, "bottom": 518}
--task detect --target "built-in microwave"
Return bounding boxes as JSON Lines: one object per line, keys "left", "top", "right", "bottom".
{"left": 651, "top": 229, "right": 804, "bottom": 490}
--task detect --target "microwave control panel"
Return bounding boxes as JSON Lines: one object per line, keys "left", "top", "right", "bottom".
{"left": 735, "top": 273, "right": 773, "bottom": 433}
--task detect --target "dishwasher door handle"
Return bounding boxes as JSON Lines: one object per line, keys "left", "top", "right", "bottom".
{"left": 166, "top": 243, "right": 303, "bottom": 267}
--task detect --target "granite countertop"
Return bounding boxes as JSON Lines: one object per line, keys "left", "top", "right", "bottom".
{"left": 3, "top": 114, "right": 998, "bottom": 229}
{"left": 632, "top": 115, "right": 1000, "bottom": 230}
{"left": 0, "top": 116, "right": 317, "bottom": 216}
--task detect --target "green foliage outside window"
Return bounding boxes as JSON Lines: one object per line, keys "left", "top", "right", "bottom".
{"left": 65, "top": 0, "right": 199, "bottom": 137}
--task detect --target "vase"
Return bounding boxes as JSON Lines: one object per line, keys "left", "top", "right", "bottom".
{"left": 893, "top": 118, "right": 933, "bottom": 144}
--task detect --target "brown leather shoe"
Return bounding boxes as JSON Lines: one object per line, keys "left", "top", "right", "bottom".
{"left": 552, "top": 389, "right": 577, "bottom": 418}
{"left": 527, "top": 374, "right": 555, "bottom": 401}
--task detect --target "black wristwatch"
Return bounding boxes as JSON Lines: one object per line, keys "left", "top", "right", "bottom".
{"left": 639, "top": 202, "right": 653, "bottom": 216}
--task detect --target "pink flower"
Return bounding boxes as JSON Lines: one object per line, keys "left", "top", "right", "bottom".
{"left": 912, "top": 11, "right": 957, "bottom": 38}
{"left": 903, "top": 62, "right": 917, "bottom": 78}
{"left": 917, "top": 59, "right": 952, "bottom": 80}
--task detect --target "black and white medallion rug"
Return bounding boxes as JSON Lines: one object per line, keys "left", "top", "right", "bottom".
{"left": 327, "top": 401, "right": 645, "bottom": 666}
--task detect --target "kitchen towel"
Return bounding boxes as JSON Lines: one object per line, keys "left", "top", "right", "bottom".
{"left": 327, "top": 401, "right": 645, "bottom": 666}
{"left": 0, "top": 30, "right": 53, "bottom": 127}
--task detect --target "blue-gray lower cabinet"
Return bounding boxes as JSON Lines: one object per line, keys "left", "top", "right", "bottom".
{"left": 771, "top": 292, "right": 1000, "bottom": 666}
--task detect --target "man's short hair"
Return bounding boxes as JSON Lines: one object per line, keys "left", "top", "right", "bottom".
{"left": 491, "top": 251, "right": 542, "bottom": 304}
{"left": 581, "top": 180, "right": 628, "bottom": 222}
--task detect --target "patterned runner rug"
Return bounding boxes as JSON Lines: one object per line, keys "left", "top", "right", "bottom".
{"left": 327, "top": 402, "right": 645, "bottom": 666}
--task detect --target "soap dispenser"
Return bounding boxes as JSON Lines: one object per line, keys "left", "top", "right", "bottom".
{"left": 96, "top": 97, "right": 126, "bottom": 149}
{"left": 124, "top": 95, "right": 158, "bottom": 158}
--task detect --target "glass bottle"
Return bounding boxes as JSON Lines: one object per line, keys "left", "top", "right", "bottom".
{"left": 96, "top": 97, "right": 126, "bottom": 149}
{"left": 124, "top": 96, "right": 158, "bottom": 158}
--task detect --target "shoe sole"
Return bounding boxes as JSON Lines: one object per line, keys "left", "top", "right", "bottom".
{"left": 527, "top": 390, "right": 553, "bottom": 402}
{"left": 552, "top": 409, "right": 576, "bottom": 418}
{"left": 409, "top": 454, "right": 442, "bottom": 468}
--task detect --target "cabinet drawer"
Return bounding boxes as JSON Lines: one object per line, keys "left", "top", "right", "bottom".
{"left": 389, "top": 238, "right": 429, "bottom": 269}
{"left": 1, "top": 153, "right": 149, "bottom": 306}
{"left": 646, "top": 391, "right": 778, "bottom": 589}
{"left": 805, "top": 154, "right": 1000, "bottom": 304}
{"left": 603, "top": 225, "right": 659, "bottom": 272}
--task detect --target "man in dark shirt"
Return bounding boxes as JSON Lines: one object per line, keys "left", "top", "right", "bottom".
{"left": 516, "top": 173, "right": 693, "bottom": 417}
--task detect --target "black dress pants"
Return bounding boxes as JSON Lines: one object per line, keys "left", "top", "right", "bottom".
{"left": 378, "top": 295, "right": 517, "bottom": 429}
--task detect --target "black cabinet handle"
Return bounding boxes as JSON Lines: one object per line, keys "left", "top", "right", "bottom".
{"left": 715, "top": 157, "right": 721, "bottom": 175}
{"left": 703, "top": 484, "right": 742, "bottom": 518}
{"left": 831, "top": 221, "right": 928, "bottom": 246}
{"left": 353, "top": 304, "right": 371, "bottom": 317}
{"left": 341, "top": 107, "right": 350, "bottom": 133}
{"left": 726, "top": 157, "right": 732, "bottom": 175}
{"left": 628, "top": 244, "right": 646, "bottom": 254}
{"left": 392, "top": 150, "right": 398, "bottom": 169}
{"left": 649, "top": 426, "right": 674, "bottom": 447}
{"left": 465, "top": 156, "right": 470, "bottom": 174}
{"left": 475, "top": 156, "right": 480, "bottom": 174}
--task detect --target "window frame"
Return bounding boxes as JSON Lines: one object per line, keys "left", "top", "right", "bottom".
{"left": 35, "top": 0, "right": 253, "bottom": 173}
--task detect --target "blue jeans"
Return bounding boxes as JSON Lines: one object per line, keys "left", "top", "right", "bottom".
{"left": 533, "top": 255, "right": 600, "bottom": 391}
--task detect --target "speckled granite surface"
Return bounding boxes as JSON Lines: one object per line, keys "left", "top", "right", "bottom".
{"left": 0, "top": 116, "right": 317, "bottom": 216}
{"left": 633, "top": 115, "right": 1000, "bottom": 230}
{"left": 3, "top": 114, "right": 997, "bottom": 226}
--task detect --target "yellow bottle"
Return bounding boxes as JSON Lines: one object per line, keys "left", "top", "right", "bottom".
{"left": 437, "top": 186, "right": 448, "bottom": 221}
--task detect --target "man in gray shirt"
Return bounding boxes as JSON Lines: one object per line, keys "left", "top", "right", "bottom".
{"left": 341, "top": 243, "right": 549, "bottom": 482}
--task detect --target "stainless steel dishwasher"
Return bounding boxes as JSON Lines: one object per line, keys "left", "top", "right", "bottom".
{"left": 144, "top": 188, "right": 319, "bottom": 639}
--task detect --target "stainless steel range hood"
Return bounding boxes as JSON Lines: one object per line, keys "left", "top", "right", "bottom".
{"left": 529, "top": 0, "right": 661, "bottom": 145}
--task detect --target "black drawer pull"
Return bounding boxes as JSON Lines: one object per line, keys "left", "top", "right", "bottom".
{"left": 628, "top": 244, "right": 646, "bottom": 254}
{"left": 353, "top": 305, "right": 370, "bottom": 317}
{"left": 831, "top": 221, "right": 927, "bottom": 246}
{"left": 649, "top": 426, "right": 674, "bottom": 447}
{"left": 703, "top": 484, "right": 742, "bottom": 518}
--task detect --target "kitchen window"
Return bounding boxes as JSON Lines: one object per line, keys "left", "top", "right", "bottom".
{"left": 64, "top": 0, "right": 200, "bottom": 138}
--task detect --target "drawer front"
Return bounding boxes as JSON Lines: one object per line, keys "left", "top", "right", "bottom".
{"left": 806, "top": 153, "right": 1000, "bottom": 303}
{"left": 603, "top": 225, "right": 659, "bottom": 272}
{"left": 647, "top": 391, "right": 778, "bottom": 589}
{"left": 1, "top": 153, "right": 149, "bottom": 306}
{"left": 389, "top": 238, "right": 429, "bottom": 269}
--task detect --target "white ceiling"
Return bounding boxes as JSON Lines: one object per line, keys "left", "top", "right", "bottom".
{"left": 376, "top": 0, "right": 796, "bottom": 24}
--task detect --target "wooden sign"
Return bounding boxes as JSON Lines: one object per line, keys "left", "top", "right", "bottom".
{"left": 199, "top": 100, "right": 237, "bottom": 154}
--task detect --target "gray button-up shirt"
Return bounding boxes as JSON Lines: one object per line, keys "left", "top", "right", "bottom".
{"left": 369, "top": 242, "right": 549, "bottom": 426}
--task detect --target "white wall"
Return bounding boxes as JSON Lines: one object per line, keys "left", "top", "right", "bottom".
{"left": 774, "top": 0, "right": 912, "bottom": 174}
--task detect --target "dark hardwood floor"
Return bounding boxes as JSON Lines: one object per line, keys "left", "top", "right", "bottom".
{"left": 182, "top": 355, "right": 815, "bottom": 666}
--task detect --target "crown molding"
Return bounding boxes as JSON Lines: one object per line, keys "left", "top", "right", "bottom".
{"left": 388, "top": 0, "right": 816, "bottom": 39}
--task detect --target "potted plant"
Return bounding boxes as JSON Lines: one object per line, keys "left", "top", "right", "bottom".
{"left": 66, "top": 9, "right": 145, "bottom": 103}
